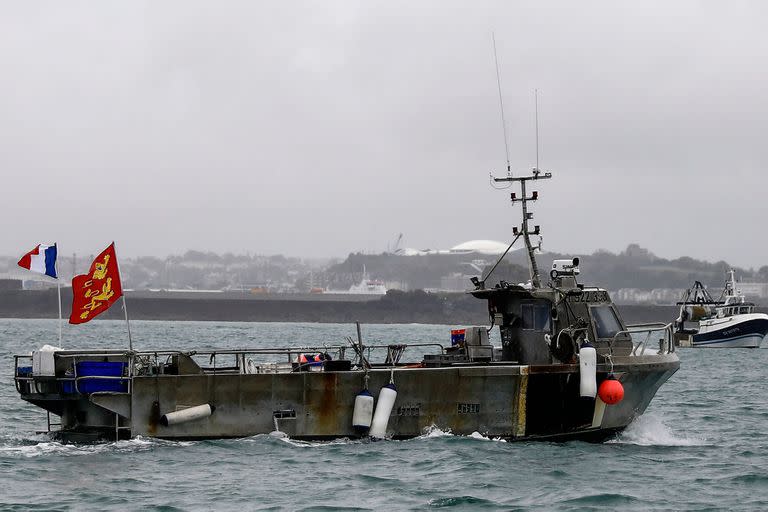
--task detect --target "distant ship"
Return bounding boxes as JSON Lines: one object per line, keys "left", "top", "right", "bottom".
{"left": 329, "top": 266, "right": 387, "bottom": 295}
{"left": 675, "top": 270, "right": 768, "bottom": 348}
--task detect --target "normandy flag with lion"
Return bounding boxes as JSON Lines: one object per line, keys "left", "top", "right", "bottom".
{"left": 69, "top": 243, "right": 123, "bottom": 324}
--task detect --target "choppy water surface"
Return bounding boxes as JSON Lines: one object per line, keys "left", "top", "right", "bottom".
{"left": 1, "top": 319, "right": 766, "bottom": 511}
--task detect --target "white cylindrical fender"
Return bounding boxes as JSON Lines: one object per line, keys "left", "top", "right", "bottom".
{"left": 352, "top": 389, "right": 374, "bottom": 429}
{"left": 369, "top": 383, "right": 397, "bottom": 439}
{"left": 160, "top": 403, "right": 215, "bottom": 427}
{"left": 579, "top": 343, "right": 597, "bottom": 398}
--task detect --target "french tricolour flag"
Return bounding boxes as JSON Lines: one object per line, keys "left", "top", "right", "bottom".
{"left": 18, "top": 244, "right": 58, "bottom": 279}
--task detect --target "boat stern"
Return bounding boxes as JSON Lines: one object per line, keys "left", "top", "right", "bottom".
{"left": 14, "top": 349, "right": 133, "bottom": 442}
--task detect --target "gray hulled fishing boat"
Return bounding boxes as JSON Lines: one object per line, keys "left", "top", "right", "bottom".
{"left": 13, "top": 169, "right": 679, "bottom": 443}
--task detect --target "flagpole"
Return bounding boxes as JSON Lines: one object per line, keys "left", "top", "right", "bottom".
{"left": 55, "top": 244, "right": 62, "bottom": 346}
{"left": 123, "top": 296, "right": 132, "bottom": 352}
{"left": 112, "top": 242, "right": 133, "bottom": 352}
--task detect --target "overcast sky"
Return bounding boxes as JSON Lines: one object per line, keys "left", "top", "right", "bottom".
{"left": 2, "top": 1, "right": 767, "bottom": 268}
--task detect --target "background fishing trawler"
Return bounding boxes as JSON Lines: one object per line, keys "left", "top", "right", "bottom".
{"left": 675, "top": 270, "right": 768, "bottom": 348}
{"left": 12, "top": 169, "right": 680, "bottom": 443}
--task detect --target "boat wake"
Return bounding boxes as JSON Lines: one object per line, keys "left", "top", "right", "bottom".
{"left": 239, "top": 433, "right": 364, "bottom": 448}
{"left": 0, "top": 435, "right": 195, "bottom": 458}
{"left": 238, "top": 426, "right": 509, "bottom": 447}
{"left": 611, "top": 413, "right": 708, "bottom": 447}
{"left": 418, "top": 425, "right": 507, "bottom": 442}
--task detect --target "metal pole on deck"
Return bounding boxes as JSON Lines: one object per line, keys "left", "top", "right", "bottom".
{"left": 123, "top": 295, "right": 133, "bottom": 352}
{"left": 57, "top": 279, "right": 62, "bottom": 345}
{"left": 112, "top": 242, "right": 133, "bottom": 352}
{"left": 55, "top": 243, "right": 62, "bottom": 346}
{"left": 356, "top": 321, "right": 363, "bottom": 350}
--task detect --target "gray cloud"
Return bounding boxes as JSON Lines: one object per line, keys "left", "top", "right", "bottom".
{"left": 1, "top": 1, "right": 766, "bottom": 268}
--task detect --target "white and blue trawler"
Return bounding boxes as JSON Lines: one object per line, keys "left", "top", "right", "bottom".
{"left": 13, "top": 169, "right": 680, "bottom": 443}
{"left": 675, "top": 271, "right": 768, "bottom": 348}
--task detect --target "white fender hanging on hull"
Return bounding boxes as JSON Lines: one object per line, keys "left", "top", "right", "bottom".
{"left": 579, "top": 342, "right": 597, "bottom": 398}
{"left": 369, "top": 383, "right": 397, "bottom": 439}
{"left": 352, "top": 389, "right": 374, "bottom": 429}
{"left": 160, "top": 404, "right": 215, "bottom": 427}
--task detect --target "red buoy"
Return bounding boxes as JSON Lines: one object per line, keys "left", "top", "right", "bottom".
{"left": 598, "top": 377, "right": 624, "bottom": 405}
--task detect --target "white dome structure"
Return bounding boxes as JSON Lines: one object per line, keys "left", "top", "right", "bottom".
{"left": 449, "top": 240, "right": 511, "bottom": 255}
{"left": 397, "top": 239, "right": 518, "bottom": 256}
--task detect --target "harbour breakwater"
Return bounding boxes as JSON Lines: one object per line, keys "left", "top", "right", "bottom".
{"left": 0, "top": 288, "right": 721, "bottom": 325}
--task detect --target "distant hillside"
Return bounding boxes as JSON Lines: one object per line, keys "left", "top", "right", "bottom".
{"left": 1, "top": 243, "right": 765, "bottom": 293}
{"left": 331, "top": 243, "right": 766, "bottom": 293}
{"left": 539, "top": 244, "right": 763, "bottom": 290}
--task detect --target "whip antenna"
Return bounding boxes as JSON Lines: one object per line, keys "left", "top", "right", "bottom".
{"left": 492, "top": 33, "right": 511, "bottom": 175}
{"left": 535, "top": 88, "right": 540, "bottom": 171}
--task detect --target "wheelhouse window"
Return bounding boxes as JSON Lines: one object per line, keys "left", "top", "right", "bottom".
{"left": 521, "top": 303, "right": 551, "bottom": 332}
{"left": 590, "top": 305, "right": 623, "bottom": 339}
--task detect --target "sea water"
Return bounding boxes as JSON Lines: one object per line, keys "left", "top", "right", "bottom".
{"left": 1, "top": 319, "right": 766, "bottom": 511}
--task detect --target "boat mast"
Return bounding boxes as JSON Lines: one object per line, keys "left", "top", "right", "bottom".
{"left": 493, "top": 170, "right": 551, "bottom": 287}
{"left": 489, "top": 38, "right": 550, "bottom": 287}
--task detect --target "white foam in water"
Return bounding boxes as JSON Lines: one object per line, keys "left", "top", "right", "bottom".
{"left": 0, "top": 436, "right": 194, "bottom": 458}
{"left": 268, "top": 435, "right": 360, "bottom": 448}
{"left": 417, "top": 426, "right": 506, "bottom": 442}
{"left": 612, "top": 413, "right": 708, "bottom": 446}
{"left": 420, "top": 425, "right": 453, "bottom": 438}
{"left": 467, "top": 431, "right": 508, "bottom": 443}
{"left": 0, "top": 441, "right": 76, "bottom": 458}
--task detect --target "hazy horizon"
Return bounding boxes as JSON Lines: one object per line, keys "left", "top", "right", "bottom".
{"left": 2, "top": 241, "right": 764, "bottom": 273}
{"left": 3, "top": 2, "right": 767, "bottom": 268}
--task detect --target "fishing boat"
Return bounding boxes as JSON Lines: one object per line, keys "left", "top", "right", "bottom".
{"left": 13, "top": 169, "right": 679, "bottom": 443}
{"left": 674, "top": 270, "right": 768, "bottom": 348}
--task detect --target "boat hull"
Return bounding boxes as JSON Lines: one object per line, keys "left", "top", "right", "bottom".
{"left": 692, "top": 315, "right": 768, "bottom": 348}
{"left": 22, "top": 355, "right": 679, "bottom": 442}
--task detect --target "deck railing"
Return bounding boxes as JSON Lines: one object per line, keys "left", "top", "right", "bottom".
{"left": 14, "top": 342, "right": 447, "bottom": 395}
{"left": 621, "top": 322, "right": 675, "bottom": 355}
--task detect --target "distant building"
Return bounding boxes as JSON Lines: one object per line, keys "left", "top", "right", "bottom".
{"left": 440, "top": 273, "right": 473, "bottom": 292}
{"left": 400, "top": 240, "right": 513, "bottom": 256}
{"left": 614, "top": 288, "right": 684, "bottom": 305}
{"left": 0, "top": 279, "right": 22, "bottom": 291}
{"left": 734, "top": 282, "right": 768, "bottom": 299}
{"left": 0, "top": 271, "right": 57, "bottom": 290}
